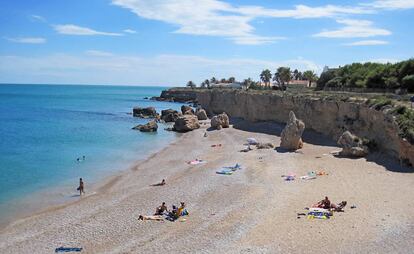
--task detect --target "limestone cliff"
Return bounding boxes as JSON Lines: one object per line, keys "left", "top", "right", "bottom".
{"left": 163, "top": 89, "right": 414, "bottom": 166}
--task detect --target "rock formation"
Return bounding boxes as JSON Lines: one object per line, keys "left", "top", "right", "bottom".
{"left": 337, "top": 131, "right": 368, "bottom": 157}
{"left": 173, "top": 115, "right": 200, "bottom": 132}
{"left": 133, "top": 107, "right": 158, "bottom": 118}
{"left": 132, "top": 120, "right": 158, "bottom": 132}
{"left": 196, "top": 108, "right": 208, "bottom": 120}
{"left": 256, "top": 143, "right": 274, "bottom": 149}
{"left": 161, "top": 109, "right": 181, "bottom": 122}
{"left": 210, "top": 112, "right": 230, "bottom": 130}
{"left": 280, "top": 111, "right": 305, "bottom": 150}
{"left": 181, "top": 105, "right": 194, "bottom": 115}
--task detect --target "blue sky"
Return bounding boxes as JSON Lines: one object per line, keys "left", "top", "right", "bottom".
{"left": 0, "top": 0, "right": 413, "bottom": 86}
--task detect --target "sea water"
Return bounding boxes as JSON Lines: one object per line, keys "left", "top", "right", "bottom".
{"left": 0, "top": 84, "right": 182, "bottom": 224}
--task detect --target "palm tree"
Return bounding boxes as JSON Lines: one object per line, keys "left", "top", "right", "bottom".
{"left": 303, "top": 70, "right": 319, "bottom": 87}
{"left": 210, "top": 77, "right": 217, "bottom": 84}
{"left": 242, "top": 78, "right": 254, "bottom": 89}
{"left": 292, "top": 69, "right": 303, "bottom": 80}
{"left": 186, "top": 80, "right": 196, "bottom": 88}
{"left": 204, "top": 79, "right": 210, "bottom": 88}
{"left": 260, "top": 69, "right": 272, "bottom": 87}
{"left": 273, "top": 67, "right": 291, "bottom": 89}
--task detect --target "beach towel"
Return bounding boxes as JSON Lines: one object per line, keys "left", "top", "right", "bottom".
{"left": 188, "top": 159, "right": 206, "bottom": 165}
{"left": 300, "top": 171, "right": 317, "bottom": 180}
{"left": 55, "top": 247, "right": 83, "bottom": 253}
{"left": 216, "top": 169, "right": 233, "bottom": 175}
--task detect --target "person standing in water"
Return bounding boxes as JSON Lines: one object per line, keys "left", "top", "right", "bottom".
{"left": 78, "top": 178, "right": 85, "bottom": 196}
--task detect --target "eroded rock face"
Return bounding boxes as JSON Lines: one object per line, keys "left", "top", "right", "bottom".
{"left": 280, "top": 111, "right": 305, "bottom": 150}
{"left": 173, "top": 115, "right": 200, "bottom": 132}
{"left": 196, "top": 108, "right": 208, "bottom": 120}
{"left": 132, "top": 120, "right": 158, "bottom": 132}
{"left": 211, "top": 112, "right": 230, "bottom": 130}
{"left": 161, "top": 109, "right": 182, "bottom": 122}
{"left": 337, "top": 131, "right": 368, "bottom": 157}
{"left": 181, "top": 105, "right": 194, "bottom": 115}
{"left": 133, "top": 107, "right": 158, "bottom": 118}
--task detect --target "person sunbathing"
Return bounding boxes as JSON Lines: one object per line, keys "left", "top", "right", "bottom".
{"left": 331, "top": 201, "right": 347, "bottom": 212}
{"left": 154, "top": 202, "right": 168, "bottom": 215}
{"left": 138, "top": 215, "right": 164, "bottom": 221}
{"left": 151, "top": 179, "right": 166, "bottom": 186}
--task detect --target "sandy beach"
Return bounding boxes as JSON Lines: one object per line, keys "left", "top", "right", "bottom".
{"left": 1, "top": 119, "right": 413, "bottom": 254}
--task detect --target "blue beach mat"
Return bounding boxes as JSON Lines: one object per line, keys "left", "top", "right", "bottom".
{"left": 55, "top": 247, "right": 83, "bottom": 253}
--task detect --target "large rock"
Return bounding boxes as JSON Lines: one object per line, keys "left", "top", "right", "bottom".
{"left": 173, "top": 115, "right": 200, "bottom": 132}
{"left": 280, "top": 111, "right": 305, "bottom": 150}
{"left": 132, "top": 120, "right": 158, "bottom": 132}
{"left": 210, "top": 112, "right": 230, "bottom": 130}
{"left": 337, "top": 131, "right": 368, "bottom": 157}
{"left": 196, "top": 108, "right": 208, "bottom": 120}
{"left": 181, "top": 105, "right": 194, "bottom": 115}
{"left": 133, "top": 107, "right": 158, "bottom": 118}
{"left": 161, "top": 109, "right": 182, "bottom": 122}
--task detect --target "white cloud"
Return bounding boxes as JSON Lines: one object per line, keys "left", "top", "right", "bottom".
{"left": 0, "top": 53, "right": 320, "bottom": 85}
{"left": 344, "top": 40, "right": 389, "bottom": 46}
{"left": 364, "top": 0, "right": 414, "bottom": 9}
{"left": 85, "top": 50, "right": 114, "bottom": 57}
{"left": 30, "top": 15, "right": 46, "bottom": 22}
{"left": 4, "top": 37, "right": 46, "bottom": 44}
{"left": 112, "top": 0, "right": 370, "bottom": 44}
{"left": 53, "top": 24, "right": 123, "bottom": 36}
{"left": 313, "top": 19, "right": 391, "bottom": 38}
{"left": 123, "top": 29, "right": 137, "bottom": 34}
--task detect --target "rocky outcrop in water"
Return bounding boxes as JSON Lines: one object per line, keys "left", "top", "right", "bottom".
{"left": 211, "top": 112, "right": 230, "bottom": 130}
{"left": 132, "top": 120, "right": 158, "bottom": 132}
{"left": 133, "top": 107, "right": 158, "bottom": 118}
{"left": 161, "top": 109, "right": 181, "bottom": 122}
{"left": 280, "top": 111, "right": 305, "bottom": 151}
{"left": 337, "top": 131, "right": 368, "bottom": 157}
{"left": 196, "top": 108, "right": 208, "bottom": 120}
{"left": 173, "top": 115, "right": 200, "bottom": 132}
{"left": 152, "top": 89, "right": 198, "bottom": 103}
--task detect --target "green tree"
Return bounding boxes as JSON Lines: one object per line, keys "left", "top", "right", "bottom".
{"left": 186, "top": 81, "right": 196, "bottom": 88}
{"left": 273, "top": 67, "right": 292, "bottom": 88}
{"left": 260, "top": 69, "right": 272, "bottom": 87}
{"left": 204, "top": 79, "right": 210, "bottom": 88}
{"left": 228, "top": 77, "right": 236, "bottom": 83}
{"left": 292, "top": 69, "right": 303, "bottom": 80}
{"left": 242, "top": 78, "right": 254, "bottom": 89}
{"left": 210, "top": 77, "right": 217, "bottom": 84}
{"left": 303, "top": 70, "right": 318, "bottom": 87}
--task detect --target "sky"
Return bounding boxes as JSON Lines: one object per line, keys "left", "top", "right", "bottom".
{"left": 0, "top": 0, "right": 413, "bottom": 86}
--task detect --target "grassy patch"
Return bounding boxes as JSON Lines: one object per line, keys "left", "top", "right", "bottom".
{"left": 392, "top": 106, "right": 414, "bottom": 144}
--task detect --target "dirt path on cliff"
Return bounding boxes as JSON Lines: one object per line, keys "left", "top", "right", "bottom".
{"left": 1, "top": 120, "right": 414, "bottom": 254}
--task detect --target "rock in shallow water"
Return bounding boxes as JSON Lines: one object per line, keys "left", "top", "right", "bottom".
{"left": 280, "top": 111, "right": 305, "bottom": 151}
{"left": 132, "top": 120, "right": 158, "bottom": 132}
{"left": 161, "top": 109, "right": 182, "bottom": 122}
{"left": 133, "top": 107, "right": 158, "bottom": 118}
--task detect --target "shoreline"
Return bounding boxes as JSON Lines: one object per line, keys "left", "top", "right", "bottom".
{"left": 1, "top": 119, "right": 413, "bottom": 253}
{"left": 0, "top": 130, "right": 184, "bottom": 230}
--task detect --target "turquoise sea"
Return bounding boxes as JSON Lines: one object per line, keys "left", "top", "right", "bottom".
{"left": 0, "top": 84, "right": 181, "bottom": 224}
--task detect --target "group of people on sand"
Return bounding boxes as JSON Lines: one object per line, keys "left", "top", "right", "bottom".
{"left": 139, "top": 201, "right": 189, "bottom": 222}
{"left": 313, "top": 196, "right": 347, "bottom": 212}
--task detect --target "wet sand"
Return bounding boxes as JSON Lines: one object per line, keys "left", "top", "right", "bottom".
{"left": 1, "top": 120, "right": 413, "bottom": 254}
